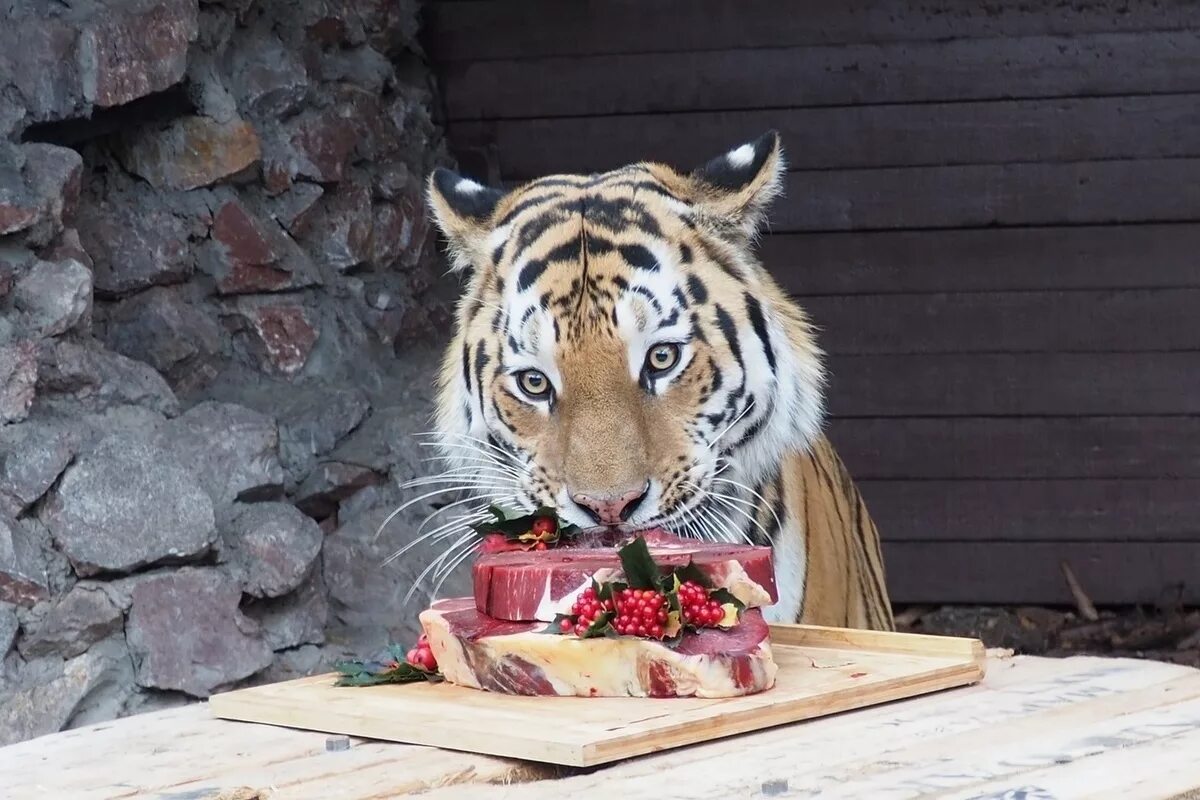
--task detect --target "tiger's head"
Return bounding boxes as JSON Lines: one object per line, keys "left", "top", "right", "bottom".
{"left": 421, "top": 131, "right": 825, "bottom": 541}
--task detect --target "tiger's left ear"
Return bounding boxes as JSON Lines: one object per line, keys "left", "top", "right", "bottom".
{"left": 679, "top": 130, "right": 786, "bottom": 242}
{"left": 426, "top": 167, "right": 508, "bottom": 272}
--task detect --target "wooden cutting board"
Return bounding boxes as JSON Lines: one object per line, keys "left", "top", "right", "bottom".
{"left": 208, "top": 623, "right": 986, "bottom": 767}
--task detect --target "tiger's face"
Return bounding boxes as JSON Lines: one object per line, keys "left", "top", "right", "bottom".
{"left": 424, "top": 132, "right": 825, "bottom": 538}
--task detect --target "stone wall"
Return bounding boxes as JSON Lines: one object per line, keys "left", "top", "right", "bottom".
{"left": 0, "top": 0, "right": 469, "bottom": 746}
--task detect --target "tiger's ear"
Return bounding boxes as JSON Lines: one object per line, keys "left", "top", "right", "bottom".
{"left": 679, "top": 130, "right": 786, "bottom": 242}
{"left": 426, "top": 167, "right": 507, "bottom": 272}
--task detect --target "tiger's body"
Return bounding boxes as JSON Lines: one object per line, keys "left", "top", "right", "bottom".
{"left": 417, "top": 131, "right": 894, "bottom": 631}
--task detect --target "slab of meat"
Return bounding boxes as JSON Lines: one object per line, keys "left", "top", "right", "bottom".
{"left": 419, "top": 597, "right": 778, "bottom": 698}
{"left": 473, "top": 528, "right": 777, "bottom": 622}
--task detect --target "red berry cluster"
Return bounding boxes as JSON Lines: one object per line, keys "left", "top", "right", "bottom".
{"left": 678, "top": 580, "right": 726, "bottom": 627}
{"left": 560, "top": 586, "right": 616, "bottom": 636}
{"left": 613, "top": 587, "right": 669, "bottom": 639}
{"left": 405, "top": 632, "right": 437, "bottom": 672}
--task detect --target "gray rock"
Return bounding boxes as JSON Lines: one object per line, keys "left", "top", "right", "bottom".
{"left": 0, "top": 143, "right": 83, "bottom": 248}
{"left": 0, "top": 341, "right": 38, "bottom": 424}
{"left": 277, "top": 385, "right": 370, "bottom": 485}
{"left": 125, "top": 567, "right": 273, "bottom": 697}
{"left": 198, "top": 199, "right": 321, "bottom": 296}
{"left": 13, "top": 258, "right": 92, "bottom": 336}
{"left": 224, "top": 501, "right": 322, "bottom": 598}
{"left": 295, "top": 461, "right": 385, "bottom": 520}
{"left": 228, "top": 29, "right": 309, "bottom": 118}
{"left": 18, "top": 584, "right": 124, "bottom": 659}
{"left": 75, "top": 199, "right": 192, "bottom": 298}
{"left": 253, "top": 643, "right": 327, "bottom": 685}
{"left": 0, "top": 512, "right": 49, "bottom": 607}
{"left": 41, "top": 435, "right": 217, "bottom": 576}
{"left": 0, "top": 602, "right": 17, "bottom": 656}
{"left": 0, "top": 418, "right": 79, "bottom": 517}
{"left": 0, "top": 642, "right": 129, "bottom": 747}
{"left": 36, "top": 340, "right": 181, "bottom": 417}
{"left": 101, "top": 286, "right": 224, "bottom": 384}
{"left": 242, "top": 564, "right": 328, "bottom": 650}
{"left": 302, "top": 180, "right": 373, "bottom": 271}
{"left": 153, "top": 401, "right": 285, "bottom": 514}
{"left": 225, "top": 298, "right": 321, "bottom": 378}
{"left": 118, "top": 116, "right": 262, "bottom": 191}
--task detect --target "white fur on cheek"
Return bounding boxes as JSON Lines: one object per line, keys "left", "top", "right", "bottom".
{"left": 726, "top": 143, "right": 756, "bottom": 168}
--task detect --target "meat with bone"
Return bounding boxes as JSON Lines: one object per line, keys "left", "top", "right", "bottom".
{"left": 473, "top": 528, "right": 777, "bottom": 622}
{"left": 419, "top": 597, "right": 778, "bottom": 698}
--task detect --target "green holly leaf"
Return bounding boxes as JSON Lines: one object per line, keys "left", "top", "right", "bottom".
{"left": 332, "top": 656, "right": 442, "bottom": 687}
{"left": 617, "top": 535, "right": 661, "bottom": 590}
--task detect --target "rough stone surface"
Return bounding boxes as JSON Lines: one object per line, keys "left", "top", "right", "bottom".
{"left": 18, "top": 584, "right": 124, "bottom": 659}
{"left": 100, "top": 286, "right": 225, "bottom": 387}
{"left": 1, "top": 513, "right": 50, "bottom": 607}
{"left": 0, "top": 143, "right": 84, "bottom": 248}
{"left": 224, "top": 502, "right": 322, "bottom": 598}
{"left": 82, "top": 0, "right": 200, "bottom": 109}
{"left": 277, "top": 385, "right": 370, "bottom": 484}
{"left": 0, "top": 603, "right": 17, "bottom": 657}
{"left": 125, "top": 568, "right": 274, "bottom": 697}
{"left": 0, "top": 0, "right": 453, "bottom": 747}
{"left": 296, "top": 461, "right": 385, "bottom": 520}
{"left": 0, "top": 418, "right": 80, "bottom": 518}
{"left": 41, "top": 435, "right": 217, "bottom": 576}
{"left": 199, "top": 200, "right": 321, "bottom": 295}
{"left": 119, "top": 116, "right": 262, "bottom": 191}
{"left": 37, "top": 340, "right": 181, "bottom": 417}
{"left": 243, "top": 565, "right": 328, "bottom": 651}
{"left": 153, "top": 401, "right": 285, "bottom": 514}
{"left": 76, "top": 200, "right": 192, "bottom": 298}
{"left": 13, "top": 258, "right": 93, "bottom": 337}
{"left": 0, "top": 642, "right": 131, "bottom": 747}
{"left": 228, "top": 299, "right": 320, "bottom": 377}
{"left": 0, "top": 342, "right": 39, "bottom": 424}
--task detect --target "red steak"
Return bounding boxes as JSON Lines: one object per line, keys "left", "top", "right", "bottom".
{"left": 472, "top": 528, "right": 778, "bottom": 622}
{"left": 419, "top": 597, "right": 778, "bottom": 697}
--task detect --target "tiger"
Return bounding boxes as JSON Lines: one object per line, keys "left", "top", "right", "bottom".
{"left": 411, "top": 130, "right": 894, "bottom": 631}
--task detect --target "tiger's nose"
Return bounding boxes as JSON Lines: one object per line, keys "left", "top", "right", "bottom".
{"left": 571, "top": 482, "right": 650, "bottom": 526}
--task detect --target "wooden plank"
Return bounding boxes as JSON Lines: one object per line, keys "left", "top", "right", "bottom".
{"left": 413, "top": 662, "right": 1200, "bottom": 800}
{"left": 207, "top": 627, "right": 986, "bottom": 768}
{"left": 0, "top": 704, "right": 551, "bottom": 800}
{"left": 770, "top": 159, "right": 1200, "bottom": 232}
{"left": 452, "top": 95, "right": 1200, "bottom": 179}
{"left": 756, "top": 224, "right": 1200, "bottom": 295}
{"left": 795, "top": 289, "right": 1200, "bottom": 354}
{"left": 882, "top": 541, "right": 1200, "bottom": 604}
{"left": 440, "top": 31, "right": 1200, "bottom": 120}
{"left": 825, "top": 417, "right": 1200, "bottom": 479}
{"left": 426, "top": 0, "right": 1200, "bottom": 61}
{"left": 10, "top": 654, "right": 1199, "bottom": 800}
{"left": 824, "top": 353, "right": 1200, "bottom": 416}
{"left": 859, "top": 479, "right": 1200, "bottom": 543}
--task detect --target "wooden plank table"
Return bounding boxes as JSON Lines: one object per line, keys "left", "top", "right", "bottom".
{"left": 5, "top": 650, "right": 1200, "bottom": 800}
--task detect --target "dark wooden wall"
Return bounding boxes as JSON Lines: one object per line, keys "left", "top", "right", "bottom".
{"left": 421, "top": 0, "right": 1200, "bottom": 607}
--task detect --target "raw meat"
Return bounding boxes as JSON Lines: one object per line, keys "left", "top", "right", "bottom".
{"left": 473, "top": 528, "right": 777, "bottom": 622}
{"left": 419, "top": 597, "right": 778, "bottom": 698}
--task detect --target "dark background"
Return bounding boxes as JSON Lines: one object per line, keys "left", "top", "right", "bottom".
{"left": 420, "top": 0, "right": 1200, "bottom": 607}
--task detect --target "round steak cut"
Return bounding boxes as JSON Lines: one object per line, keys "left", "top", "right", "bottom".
{"left": 472, "top": 529, "right": 778, "bottom": 622}
{"left": 419, "top": 597, "right": 777, "bottom": 698}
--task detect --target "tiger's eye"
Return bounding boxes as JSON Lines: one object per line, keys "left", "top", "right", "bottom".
{"left": 646, "top": 343, "right": 680, "bottom": 374}
{"left": 517, "top": 370, "right": 551, "bottom": 399}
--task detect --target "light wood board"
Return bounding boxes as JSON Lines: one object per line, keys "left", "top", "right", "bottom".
{"left": 207, "top": 623, "right": 986, "bottom": 767}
